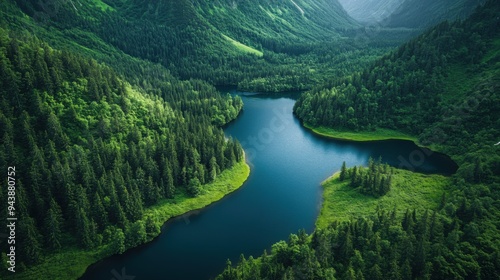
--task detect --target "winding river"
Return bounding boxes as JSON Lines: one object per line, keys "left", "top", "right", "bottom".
{"left": 81, "top": 91, "right": 457, "bottom": 280}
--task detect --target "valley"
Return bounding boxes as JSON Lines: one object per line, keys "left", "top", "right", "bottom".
{"left": 80, "top": 91, "right": 457, "bottom": 280}
{"left": 0, "top": 0, "right": 498, "bottom": 279}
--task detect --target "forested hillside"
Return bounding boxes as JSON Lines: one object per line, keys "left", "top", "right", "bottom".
{"left": 338, "top": 0, "right": 483, "bottom": 28}
{"left": 0, "top": 2, "right": 402, "bottom": 277}
{"left": 4, "top": 0, "right": 396, "bottom": 92}
{"left": 191, "top": 0, "right": 358, "bottom": 44}
{"left": 338, "top": 0, "right": 403, "bottom": 23}
{"left": 383, "top": 0, "right": 485, "bottom": 28}
{"left": 295, "top": 0, "right": 498, "bottom": 137}
{"left": 218, "top": 1, "right": 500, "bottom": 279}
{"left": 2, "top": 0, "right": 498, "bottom": 279}
{"left": 0, "top": 23, "right": 246, "bottom": 278}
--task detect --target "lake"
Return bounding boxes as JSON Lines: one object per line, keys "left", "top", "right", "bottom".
{"left": 80, "top": 91, "right": 457, "bottom": 280}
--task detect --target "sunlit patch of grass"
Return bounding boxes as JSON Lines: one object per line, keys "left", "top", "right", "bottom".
{"left": 305, "top": 124, "right": 417, "bottom": 142}
{"left": 317, "top": 168, "right": 450, "bottom": 229}
{"left": 91, "top": 0, "right": 114, "bottom": 11}
{"left": 222, "top": 34, "right": 263, "bottom": 57}
{"left": 8, "top": 161, "right": 250, "bottom": 280}
{"left": 145, "top": 161, "right": 250, "bottom": 223}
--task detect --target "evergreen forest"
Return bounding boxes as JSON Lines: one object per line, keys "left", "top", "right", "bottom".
{"left": 218, "top": 1, "right": 500, "bottom": 279}
{"left": 0, "top": 0, "right": 498, "bottom": 279}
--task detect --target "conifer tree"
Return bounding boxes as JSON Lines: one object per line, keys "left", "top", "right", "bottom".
{"left": 340, "top": 161, "right": 347, "bottom": 181}
{"left": 18, "top": 217, "right": 42, "bottom": 265}
{"left": 43, "top": 199, "right": 63, "bottom": 250}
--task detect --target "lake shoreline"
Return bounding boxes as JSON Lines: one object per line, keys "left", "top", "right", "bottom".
{"left": 79, "top": 159, "right": 251, "bottom": 279}
{"left": 73, "top": 93, "right": 459, "bottom": 280}
{"left": 316, "top": 167, "right": 450, "bottom": 229}
{"left": 307, "top": 122, "right": 457, "bottom": 229}
{"left": 303, "top": 123, "right": 418, "bottom": 142}
{"left": 302, "top": 123, "right": 458, "bottom": 169}
{"left": 16, "top": 160, "right": 250, "bottom": 280}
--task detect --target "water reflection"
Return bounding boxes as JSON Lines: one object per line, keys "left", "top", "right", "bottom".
{"left": 80, "top": 92, "right": 456, "bottom": 280}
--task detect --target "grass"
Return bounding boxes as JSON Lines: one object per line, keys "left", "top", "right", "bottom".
{"left": 90, "top": 0, "right": 115, "bottom": 11}
{"left": 7, "top": 161, "right": 250, "bottom": 280}
{"left": 7, "top": 249, "right": 100, "bottom": 280}
{"left": 144, "top": 161, "right": 250, "bottom": 226}
{"left": 222, "top": 34, "right": 263, "bottom": 57}
{"left": 316, "top": 168, "right": 450, "bottom": 229}
{"left": 304, "top": 123, "right": 417, "bottom": 142}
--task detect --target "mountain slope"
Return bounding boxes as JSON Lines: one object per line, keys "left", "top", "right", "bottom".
{"left": 219, "top": 1, "right": 500, "bottom": 279}
{"left": 0, "top": 2, "right": 251, "bottom": 279}
{"left": 339, "top": 0, "right": 484, "bottom": 28}
{"left": 5, "top": 0, "right": 371, "bottom": 92}
{"left": 383, "top": 0, "right": 485, "bottom": 28}
{"left": 338, "top": 0, "right": 403, "bottom": 23}
{"left": 295, "top": 0, "right": 498, "bottom": 138}
{"left": 192, "top": 0, "right": 358, "bottom": 46}
{"left": 97, "top": 0, "right": 359, "bottom": 49}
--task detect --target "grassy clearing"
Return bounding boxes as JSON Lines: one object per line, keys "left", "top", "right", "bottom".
{"left": 144, "top": 160, "right": 250, "bottom": 225}
{"left": 9, "top": 249, "right": 100, "bottom": 280}
{"left": 316, "top": 168, "right": 450, "bottom": 229}
{"left": 91, "top": 0, "right": 114, "bottom": 11}
{"left": 9, "top": 161, "right": 250, "bottom": 280}
{"left": 305, "top": 124, "right": 417, "bottom": 142}
{"left": 222, "top": 34, "right": 263, "bottom": 57}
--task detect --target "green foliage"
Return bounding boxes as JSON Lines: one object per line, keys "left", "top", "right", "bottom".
{"left": 304, "top": 125, "right": 417, "bottom": 142}
{"left": 318, "top": 167, "right": 451, "bottom": 228}
{"left": 1, "top": 0, "right": 498, "bottom": 279}
{"left": 217, "top": 2, "right": 500, "bottom": 279}
{"left": 383, "top": 0, "right": 485, "bottom": 28}
{"left": 0, "top": 26, "right": 246, "bottom": 277}
{"left": 339, "top": 161, "right": 347, "bottom": 181}
{"left": 4, "top": 0, "right": 402, "bottom": 93}
{"left": 218, "top": 193, "right": 499, "bottom": 279}
{"left": 125, "top": 220, "right": 147, "bottom": 248}
{"left": 110, "top": 227, "right": 125, "bottom": 255}
{"left": 295, "top": 0, "right": 499, "bottom": 135}
{"left": 187, "top": 178, "right": 202, "bottom": 197}
{"left": 343, "top": 158, "right": 393, "bottom": 197}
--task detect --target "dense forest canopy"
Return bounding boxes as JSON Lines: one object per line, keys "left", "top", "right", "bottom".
{"left": 218, "top": 1, "right": 500, "bottom": 279}
{"left": 294, "top": 0, "right": 498, "bottom": 138}
{"left": 381, "top": 0, "right": 486, "bottom": 28}
{"left": 0, "top": 0, "right": 498, "bottom": 279}
{"left": 4, "top": 0, "right": 409, "bottom": 92}
{"left": 0, "top": 24, "right": 244, "bottom": 275}
{"left": 338, "top": 0, "right": 485, "bottom": 27}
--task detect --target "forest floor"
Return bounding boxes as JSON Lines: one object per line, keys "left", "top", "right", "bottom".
{"left": 316, "top": 169, "right": 450, "bottom": 229}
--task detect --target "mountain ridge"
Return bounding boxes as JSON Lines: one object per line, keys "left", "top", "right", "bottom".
{"left": 338, "top": 0, "right": 485, "bottom": 28}
{"left": 5, "top": 0, "right": 371, "bottom": 91}
{"left": 219, "top": 1, "right": 500, "bottom": 278}
{"left": 383, "top": 0, "right": 486, "bottom": 28}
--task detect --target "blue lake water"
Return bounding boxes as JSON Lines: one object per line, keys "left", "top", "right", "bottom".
{"left": 80, "top": 91, "right": 456, "bottom": 280}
